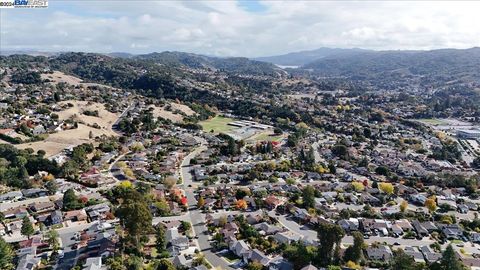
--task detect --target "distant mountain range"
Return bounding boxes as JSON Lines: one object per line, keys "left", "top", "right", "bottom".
{"left": 0, "top": 50, "right": 60, "bottom": 57}
{"left": 301, "top": 48, "right": 480, "bottom": 86}
{"left": 133, "top": 51, "right": 284, "bottom": 76}
{"left": 5, "top": 47, "right": 480, "bottom": 89}
{"left": 254, "top": 47, "right": 370, "bottom": 66}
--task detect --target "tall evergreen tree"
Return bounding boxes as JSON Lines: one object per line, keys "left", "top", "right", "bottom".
{"left": 155, "top": 225, "right": 166, "bottom": 253}
{"left": 391, "top": 249, "right": 417, "bottom": 270}
{"left": 0, "top": 236, "right": 15, "bottom": 270}
{"left": 437, "top": 245, "right": 466, "bottom": 270}
{"left": 343, "top": 231, "right": 364, "bottom": 263}
{"left": 63, "top": 188, "right": 81, "bottom": 211}
{"left": 317, "top": 223, "right": 345, "bottom": 266}
{"left": 21, "top": 216, "right": 34, "bottom": 239}
{"left": 302, "top": 185, "right": 316, "bottom": 209}
{"left": 117, "top": 189, "right": 153, "bottom": 247}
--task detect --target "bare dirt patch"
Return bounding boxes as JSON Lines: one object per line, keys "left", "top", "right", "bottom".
{"left": 16, "top": 101, "right": 119, "bottom": 157}
{"left": 41, "top": 71, "right": 119, "bottom": 90}
{"left": 42, "top": 71, "right": 83, "bottom": 86}
{"left": 150, "top": 106, "right": 184, "bottom": 123}
{"left": 170, "top": 102, "right": 195, "bottom": 116}
{"left": 150, "top": 102, "right": 196, "bottom": 123}
{"left": 16, "top": 124, "right": 117, "bottom": 157}
{"left": 57, "top": 100, "right": 119, "bottom": 132}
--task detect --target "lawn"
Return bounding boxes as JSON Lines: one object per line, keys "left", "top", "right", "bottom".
{"left": 253, "top": 132, "right": 284, "bottom": 142}
{"left": 416, "top": 118, "right": 446, "bottom": 126}
{"left": 200, "top": 116, "right": 236, "bottom": 133}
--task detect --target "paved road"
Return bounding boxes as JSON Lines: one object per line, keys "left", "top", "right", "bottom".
{"left": 179, "top": 139, "right": 234, "bottom": 270}
{"left": 112, "top": 103, "right": 134, "bottom": 135}
{"left": 152, "top": 213, "right": 190, "bottom": 224}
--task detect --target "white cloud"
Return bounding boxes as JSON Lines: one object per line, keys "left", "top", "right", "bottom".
{"left": 1, "top": 1, "right": 480, "bottom": 56}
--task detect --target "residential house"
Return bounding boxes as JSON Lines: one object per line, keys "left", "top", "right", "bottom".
{"left": 85, "top": 203, "right": 111, "bottom": 221}
{"left": 0, "top": 191, "right": 23, "bottom": 202}
{"left": 230, "top": 239, "right": 250, "bottom": 262}
{"left": 264, "top": 195, "right": 285, "bottom": 209}
{"left": 366, "top": 245, "right": 393, "bottom": 261}
{"left": 300, "top": 264, "right": 318, "bottom": 270}
{"left": 269, "top": 257, "right": 293, "bottom": 270}
{"left": 16, "top": 254, "right": 41, "bottom": 270}
{"left": 457, "top": 204, "right": 469, "bottom": 214}
{"left": 29, "top": 201, "right": 55, "bottom": 214}
{"left": 173, "top": 254, "right": 189, "bottom": 269}
{"left": 84, "top": 257, "right": 102, "bottom": 270}
{"left": 2, "top": 206, "right": 28, "bottom": 220}
{"left": 273, "top": 231, "right": 301, "bottom": 245}
{"left": 48, "top": 210, "right": 63, "bottom": 226}
{"left": 21, "top": 188, "right": 48, "bottom": 198}
{"left": 394, "top": 219, "right": 413, "bottom": 232}
{"left": 440, "top": 224, "right": 463, "bottom": 240}
{"left": 254, "top": 222, "right": 283, "bottom": 235}
{"left": 471, "top": 232, "right": 480, "bottom": 243}
{"left": 64, "top": 209, "right": 88, "bottom": 223}
{"left": 249, "top": 249, "right": 270, "bottom": 266}
{"left": 404, "top": 246, "right": 426, "bottom": 263}
{"left": 420, "top": 246, "right": 442, "bottom": 263}
{"left": 166, "top": 228, "right": 189, "bottom": 251}
{"left": 338, "top": 218, "right": 359, "bottom": 232}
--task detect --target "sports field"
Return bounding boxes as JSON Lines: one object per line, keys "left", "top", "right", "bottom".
{"left": 200, "top": 116, "right": 235, "bottom": 133}
{"left": 251, "top": 132, "right": 285, "bottom": 142}
{"left": 416, "top": 118, "right": 447, "bottom": 126}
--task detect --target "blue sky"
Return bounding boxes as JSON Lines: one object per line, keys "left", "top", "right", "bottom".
{"left": 1, "top": 1, "right": 480, "bottom": 57}
{"left": 238, "top": 0, "right": 267, "bottom": 12}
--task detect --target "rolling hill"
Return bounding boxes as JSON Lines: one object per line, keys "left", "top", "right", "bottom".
{"left": 254, "top": 47, "right": 368, "bottom": 66}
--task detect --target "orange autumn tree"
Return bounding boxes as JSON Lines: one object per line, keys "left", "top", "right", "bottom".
{"left": 236, "top": 199, "right": 247, "bottom": 210}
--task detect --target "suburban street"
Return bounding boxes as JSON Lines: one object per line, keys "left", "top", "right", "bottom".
{"left": 180, "top": 138, "right": 234, "bottom": 270}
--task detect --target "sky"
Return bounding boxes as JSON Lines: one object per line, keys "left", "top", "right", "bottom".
{"left": 1, "top": 0, "right": 480, "bottom": 57}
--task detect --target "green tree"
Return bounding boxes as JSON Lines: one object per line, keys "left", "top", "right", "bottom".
{"left": 433, "top": 245, "right": 466, "bottom": 270}
{"left": 54, "top": 92, "right": 61, "bottom": 102}
{"left": 154, "top": 199, "right": 170, "bottom": 216}
{"left": 302, "top": 185, "right": 316, "bottom": 209}
{"left": 332, "top": 144, "right": 348, "bottom": 159}
{"left": 197, "top": 196, "right": 205, "bottom": 208}
{"left": 0, "top": 236, "right": 15, "bottom": 270}
{"left": 63, "top": 188, "right": 81, "bottom": 211}
{"left": 155, "top": 225, "right": 166, "bottom": 253}
{"left": 181, "top": 221, "right": 192, "bottom": 232}
{"left": 106, "top": 257, "right": 125, "bottom": 270}
{"left": 117, "top": 189, "right": 153, "bottom": 246}
{"left": 21, "top": 216, "right": 34, "bottom": 239}
{"left": 126, "top": 255, "right": 143, "bottom": 270}
{"left": 328, "top": 162, "right": 336, "bottom": 174}
{"left": 391, "top": 249, "right": 417, "bottom": 270}
{"left": 343, "top": 231, "right": 364, "bottom": 263}
{"left": 45, "top": 180, "right": 58, "bottom": 195}
{"left": 0, "top": 212, "right": 5, "bottom": 229}
{"left": 46, "top": 229, "right": 60, "bottom": 252}
{"left": 61, "top": 160, "right": 79, "bottom": 179}
{"left": 283, "top": 242, "right": 313, "bottom": 269}
{"left": 155, "top": 258, "right": 175, "bottom": 270}
{"left": 247, "top": 261, "right": 264, "bottom": 270}
{"left": 317, "top": 223, "right": 345, "bottom": 266}
{"left": 358, "top": 157, "right": 368, "bottom": 167}
{"left": 375, "top": 166, "right": 390, "bottom": 177}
